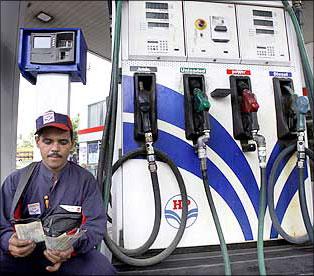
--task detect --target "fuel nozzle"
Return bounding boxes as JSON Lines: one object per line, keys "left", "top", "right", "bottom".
{"left": 238, "top": 82, "right": 260, "bottom": 132}
{"left": 193, "top": 88, "right": 210, "bottom": 113}
{"left": 295, "top": 96, "right": 309, "bottom": 132}
{"left": 138, "top": 81, "right": 152, "bottom": 133}
{"left": 241, "top": 89, "right": 260, "bottom": 113}
{"left": 237, "top": 82, "right": 266, "bottom": 167}
{"left": 137, "top": 81, "right": 158, "bottom": 172}
{"left": 295, "top": 96, "right": 309, "bottom": 168}
{"left": 192, "top": 88, "right": 210, "bottom": 173}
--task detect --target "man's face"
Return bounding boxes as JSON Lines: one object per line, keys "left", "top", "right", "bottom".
{"left": 36, "top": 127, "right": 73, "bottom": 173}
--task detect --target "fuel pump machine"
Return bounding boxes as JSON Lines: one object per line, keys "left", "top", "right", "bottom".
{"left": 104, "top": 0, "right": 313, "bottom": 267}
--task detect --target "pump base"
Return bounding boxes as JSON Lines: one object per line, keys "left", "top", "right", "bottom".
{"left": 114, "top": 240, "right": 313, "bottom": 275}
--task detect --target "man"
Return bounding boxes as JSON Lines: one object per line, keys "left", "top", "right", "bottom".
{"left": 0, "top": 111, "right": 116, "bottom": 275}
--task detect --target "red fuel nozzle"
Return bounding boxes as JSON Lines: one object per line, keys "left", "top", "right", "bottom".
{"left": 241, "top": 89, "right": 259, "bottom": 113}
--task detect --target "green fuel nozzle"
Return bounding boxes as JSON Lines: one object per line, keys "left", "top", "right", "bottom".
{"left": 193, "top": 88, "right": 210, "bottom": 113}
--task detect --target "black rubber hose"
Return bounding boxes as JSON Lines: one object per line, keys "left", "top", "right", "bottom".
{"left": 111, "top": 166, "right": 161, "bottom": 256}
{"left": 298, "top": 166, "right": 314, "bottom": 243}
{"left": 103, "top": 147, "right": 188, "bottom": 266}
{"left": 201, "top": 170, "right": 231, "bottom": 275}
{"left": 268, "top": 143, "right": 308, "bottom": 244}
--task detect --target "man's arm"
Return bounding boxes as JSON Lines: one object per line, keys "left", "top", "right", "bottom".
{"left": 0, "top": 173, "right": 17, "bottom": 252}
{"left": 72, "top": 174, "right": 107, "bottom": 254}
{"left": 0, "top": 172, "right": 36, "bottom": 257}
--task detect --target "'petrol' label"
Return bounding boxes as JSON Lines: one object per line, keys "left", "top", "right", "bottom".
{"left": 227, "top": 69, "right": 251, "bottom": 75}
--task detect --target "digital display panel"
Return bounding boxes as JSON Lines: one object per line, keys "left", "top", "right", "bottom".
{"left": 256, "top": 29, "right": 274, "bottom": 34}
{"left": 254, "top": 19, "right": 273, "bottom": 27}
{"left": 146, "top": 2, "right": 168, "bottom": 10}
{"left": 146, "top": 12, "right": 169, "bottom": 19}
{"left": 148, "top": 22, "right": 169, "bottom": 28}
{"left": 253, "top": 10, "right": 273, "bottom": 17}
{"left": 33, "top": 36, "right": 51, "bottom": 48}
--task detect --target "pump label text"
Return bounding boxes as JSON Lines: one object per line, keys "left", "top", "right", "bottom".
{"left": 227, "top": 69, "right": 251, "bottom": 75}
{"left": 130, "top": 66, "right": 157, "bottom": 73}
{"left": 269, "top": 71, "right": 292, "bottom": 77}
{"left": 180, "top": 67, "right": 206, "bottom": 74}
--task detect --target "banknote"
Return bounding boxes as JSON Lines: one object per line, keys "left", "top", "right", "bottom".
{"left": 15, "top": 220, "right": 45, "bottom": 243}
{"left": 44, "top": 228, "right": 86, "bottom": 250}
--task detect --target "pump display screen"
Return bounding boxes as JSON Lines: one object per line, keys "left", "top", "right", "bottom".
{"left": 33, "top": 36, "right": 51, "bottom": 48}
{"left": 253, "top": 10, "right": 273, "bottom": 17}
{"left": 148, "top": 22, "right": 169, "bottom": 28}
{"left": 145, "top": 2, "right": 168, "bottom": 10}
{"left": 146, "top": 12, "right": 169, "bottom": 19}
{"left": 254, "top": 19, "right": 273, "bottom": 27}
{"left": 256, "top": 29, "right": 274, "bottom": 34}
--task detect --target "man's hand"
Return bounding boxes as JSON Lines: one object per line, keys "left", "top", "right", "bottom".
{"left": 44, "top": 246, "right": 74, "bottom": 272}
{"left": 8, "top": 233, "right": 36, "bottom": 257}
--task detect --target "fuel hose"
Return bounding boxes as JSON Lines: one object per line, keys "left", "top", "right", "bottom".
{"left": 103, "top": 147, "right": 188, "bottom": 266}
{"left": 201, "top": 169, "right": 232, "bottom": 275}
{"left": 257, "top": 167, "right": 267, "bottom": 276}
{"left": 268, "top": 144, "right": 314, "bottom": 244}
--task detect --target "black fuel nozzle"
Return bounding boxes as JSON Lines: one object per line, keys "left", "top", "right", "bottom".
{"left": 138, "top": 81, "right": 152, "bottom": 133}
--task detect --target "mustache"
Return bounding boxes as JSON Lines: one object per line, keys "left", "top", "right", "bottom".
{"left": 48, "top": 153, "right": 62, "bottom": 158}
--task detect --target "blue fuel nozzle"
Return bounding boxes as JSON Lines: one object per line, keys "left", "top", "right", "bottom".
{"left": 296, "top": 96, "right": 309, "bottom": 131}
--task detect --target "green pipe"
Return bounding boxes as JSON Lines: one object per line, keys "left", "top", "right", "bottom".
{"left": 103, "top": 0, "right": 122, "bottom": 209}
{"left": 257, "top": 167, "right": 267, "bottom": 275}
{"left": 202, "top": 170, "right": 232, "bottom": 275}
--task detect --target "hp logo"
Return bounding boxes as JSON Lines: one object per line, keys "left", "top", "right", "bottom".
{"left": 164, "top": 194, "right": 198, "bottom": 229}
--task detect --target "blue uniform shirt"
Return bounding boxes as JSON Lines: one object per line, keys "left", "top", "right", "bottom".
{"left": 0, "top": 161, "right": 106, "bottom": 254}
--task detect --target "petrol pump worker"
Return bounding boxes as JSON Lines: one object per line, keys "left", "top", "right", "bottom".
{"left": 0, "top": 111, "right": 116, "bottom": 275}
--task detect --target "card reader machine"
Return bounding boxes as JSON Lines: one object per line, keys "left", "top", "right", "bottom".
{"left": 18, "top": 28, "right": 87, "bottom": 84}
{"left": 30, "top": 31, "right": 75, "bottom": 64}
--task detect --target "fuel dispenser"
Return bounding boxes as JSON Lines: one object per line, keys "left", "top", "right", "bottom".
{"left": 99, "top": 0, "right": 313, "bottom": 273}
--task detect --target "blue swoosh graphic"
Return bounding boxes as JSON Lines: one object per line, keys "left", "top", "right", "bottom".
{"left": 188, "top": 213, "right": 198, "bottom": 219}
{"left": 123, "top": 75, "right": 259, "bottom": 216}
{"left": 123, "top": 123, "right": 253, "bottom": 240}
{"left": 188, "top": 208, "right": 198, "bottom": 214}
{"left": 165, "top": 210, "right": 181, "bottom": 222}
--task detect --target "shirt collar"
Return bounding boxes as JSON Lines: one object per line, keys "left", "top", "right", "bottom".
{"left": 39, "top": 161, "right": 70, "bottom": 180}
